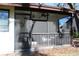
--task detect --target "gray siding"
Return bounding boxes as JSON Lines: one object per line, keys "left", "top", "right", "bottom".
{"left": 32, "top": 22, "right": 48, "bottom": 33}
{"left": 14, "top": 13, "right": 71, "bottom": 51}
{"left": 26, "top": 20, "right": 57, "bottom": 34}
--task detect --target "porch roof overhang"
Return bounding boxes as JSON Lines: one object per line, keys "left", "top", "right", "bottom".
{"left": 29, "top": 3, "right": 74, "bottom": 14}
{"left": 0, "top": 3, "right": 22, "bottom": 7}
{"left": 0, "top": 3, "right": 75, "bottom": 14}
{"left": 0, "top": 3, "right": 75, "bottom": 21}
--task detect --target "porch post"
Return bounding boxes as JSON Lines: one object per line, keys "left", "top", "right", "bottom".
{"left": 70, "top": 14, "right": 73, "bottom": 45}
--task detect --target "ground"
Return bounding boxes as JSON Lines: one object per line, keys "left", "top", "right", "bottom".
{"left": 32, "top": 47, "right": 79, "bottom": 56}
{"left": 0, "top": 47, "right": 79, "bottom": 56}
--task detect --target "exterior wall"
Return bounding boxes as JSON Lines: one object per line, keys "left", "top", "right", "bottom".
{"left": 15, "top": 14, "right": 58, "bottom": 51}
{"left": 0, "top": 5, "right": 15, "bottom": 54}
{"left": 15, "top": 14, "right": 27, "bottom": 50}
{"left": 32, "top": 21, "right": 71, "bottom": 47}
{"left": 26, "top": 20, "right": 57, "bottom": 34}
{"left": 15, "top": 10, "right": 71, "bottom": 51}
{"left": 63, "top": 23, "right": 71, "bottom": 33}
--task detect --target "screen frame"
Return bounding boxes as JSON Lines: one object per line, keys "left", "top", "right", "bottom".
{"left": 30, "top": 11, "right": 48, "bottom": 21}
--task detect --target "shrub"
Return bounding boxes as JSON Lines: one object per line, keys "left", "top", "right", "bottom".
{"left": 73, "top": 32, "right": 79, "bottom": 38}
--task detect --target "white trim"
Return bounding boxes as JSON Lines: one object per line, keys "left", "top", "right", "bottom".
{"left": 32, "top": 32, "right": 70, "bottom": 35}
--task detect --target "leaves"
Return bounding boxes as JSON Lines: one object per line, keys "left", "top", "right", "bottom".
{"left": 73, "top": 32, "right": 79, "bottom": 38}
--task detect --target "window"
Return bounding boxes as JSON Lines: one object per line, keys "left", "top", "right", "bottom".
{"left": 0, "top": 9, "right": 9, "bottom": 32}
{"left": 31, "top": 11, "right": 48, "bottom": 21}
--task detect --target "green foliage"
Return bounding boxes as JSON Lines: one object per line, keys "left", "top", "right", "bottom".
{"left": 73, "top": 32, "right": 79, "bottom": 38}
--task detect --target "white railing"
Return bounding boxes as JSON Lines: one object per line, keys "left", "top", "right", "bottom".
{"left": 32, "top": 33, "right": 71, "bottom": 47}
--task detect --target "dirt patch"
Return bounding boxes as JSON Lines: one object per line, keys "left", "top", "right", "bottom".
{"left": 32, "top": 47, "right": 79, "bottom": 56}
{"left": 1, "top": 47, "right": 79, "bottom": 56}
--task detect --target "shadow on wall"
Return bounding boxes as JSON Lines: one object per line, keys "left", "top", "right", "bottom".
{"left": 18, "top": 32, "right": 32, "bottom": 56}
{"left": 20, "top": 38, "right": 31, "bottom": 56}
